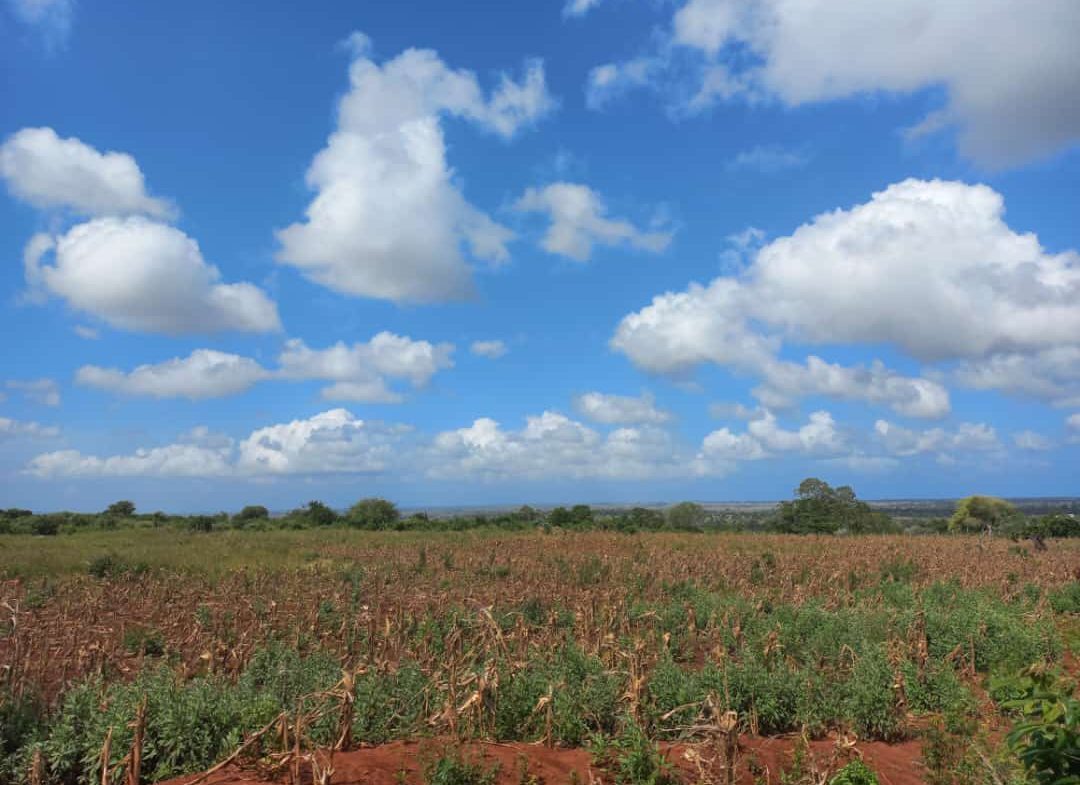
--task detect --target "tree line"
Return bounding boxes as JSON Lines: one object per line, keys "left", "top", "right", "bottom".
{"left": 2, "top": 479, "right": 1077, "bottom": 538}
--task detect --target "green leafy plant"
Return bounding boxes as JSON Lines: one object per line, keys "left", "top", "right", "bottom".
{"left": 589, "top": 718, "right": 677, "bottom": 785}
{"left": 829, "top": 760, "right": 879, "bottom": 785}
{"left": 423, "top": 748, "right": 499, "bottom": 785}
{"left": 997, "top": 668, "right": 1080, "bottom": 785}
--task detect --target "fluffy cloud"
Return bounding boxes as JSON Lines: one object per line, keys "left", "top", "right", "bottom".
{"left": 601, "top": 0, "right": 1080, "bottom": 166}
{"left": 235, "top": 409, "right": 407, "bottom": 475}
{"left": 5, "top": 378, "right": 60, "bottom": 406}
{"left": 74, "top": 333, "right": 453, "bottom": 403}
{"left": 574, "top": 392, "right": 671, "bottom": 424}
{"left": 753, "top": 357, "right": 951, "bottom": 419}
{"left": 429, "top": 411, "right": 688, "bottom": 480}
{"left": 470, "top": 340, "right": 508, "bottom": 359}
{"left": 26, "top": 217, "right": 281, "bottom": 334}
{"left": 515, "top": 183, "right": 672, "bottom": 261}
{"left": 699, "top": 409, "right": 845, "bottom": 463}
{"left": 954, "top": 348, "right": 1080, "bottom": 409}
{"left": 277, "top": 333, "right": 454, "bottom": 403}
{"left": 76, "top": 350, "right": 270, "bottom": 400}
{"left": 0, "top": 417, "right": 60, "bottom": 441}
{"left": 0, "top": 128, "right": 172, "bottom": 218}
{"left": 614, "top": 179, "right": 1080, "bottom": 415}
{"left": 27, "top": 443, "right": 233, "bottom": 478}
{"left": 612, "top": 279, "right": 949, "bottom": 417}
{"left": 26, "top": 409, "right": 409, "bottom": 477}
{"left": 746, "top": 180, "right": 1080, "bottom": 361}
{"left": 276, "top": 39, "right": 553, "bottom": 303}
{"left": 873, "top": 419, "right": 1001, "bottom": 459}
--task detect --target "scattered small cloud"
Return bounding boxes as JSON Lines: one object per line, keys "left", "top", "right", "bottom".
{"left": 5, "top": 378, "right": 60, "bottom": 406}
{"left": 470, "top": 340, "right": 508, "bottom": 359}
{"left": 726, "top": 145, "right": 811, "bottom": 174}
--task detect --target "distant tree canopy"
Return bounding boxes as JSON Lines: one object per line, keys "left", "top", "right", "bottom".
{"left": 1025, "top": 513, "right": 1080, "bottom": 539}
{"left": 304, "top": 500, "right": 338, "bottom": 527}
{"left": 233, "top": 505, "right": 270, "bottom": 524}
{"left": 666, "top": 501, "right": 708, "bottom": 530}
{"left": 106, "top": 500, "right": 136, "bottom": 518}
{"left": 547, "top": 505, "right": 596, "bottom": 529}
{"left": 346, "top": 498, "right": 400, "bottom": 530}
{"left": 948, "top": 495, "right": 1022, "bottom": 534}
{"left": 773, "top": 478, "right": 893, "bottom": 534}
{"left": 624, "top": 507, "right": 666, "bottom": 531}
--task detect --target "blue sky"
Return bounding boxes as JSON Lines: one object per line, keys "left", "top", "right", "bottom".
{"left": 2, "top": 0, "right": 1079, "bottom": 512}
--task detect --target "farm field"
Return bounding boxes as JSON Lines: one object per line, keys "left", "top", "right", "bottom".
{"left": 2, "top": 529, "right": 1079, "bottom": 785}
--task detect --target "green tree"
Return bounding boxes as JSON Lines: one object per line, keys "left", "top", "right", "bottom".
{"left": 233, "top": 505, "right": 270, "bottom": 525}
{"left": 774, "top": 479, "right": 890, "bottom": 535}
{"left": 304, "top": 500, "right": 338, "bottom": 527}
{"left": 106, "top": 500, "right": 136, "bottom": 517}
{"left": 346, "top": 498, "right": 399, "bottom": 530}
{"left": 1026, "top": 513, "right": 1080, "bottom": 539}
{"left": 666, "top": 501, "right": 708, "bottom": 530}
{"left": 948, "top": 495, "right": 1021, "bottom": 535}
{"left": 187, "top": 515, "right": 215, "bottom": 533}
{"left": 570, "top": 504, "right": 594, "bottom": 527}
{"left": 547, "top": 506, "right": 573, "bottom": 528}
{"left": 624, "top": 507, "right": 665, "bottom": 531}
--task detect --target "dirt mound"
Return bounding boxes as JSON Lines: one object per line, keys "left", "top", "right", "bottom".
{"left": 164, "top": 736, "right": 927, "bottom": 785}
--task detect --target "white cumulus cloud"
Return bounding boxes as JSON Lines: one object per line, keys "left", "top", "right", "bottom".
{"left": 515, "top": 182, "right": 672, "bottom": 261}
{"left": 599, "top": 0, "right": 1080, "bottom": 166}
{"left": 26, "top": 409, "right": 409, "bottom": 478}
{"left": 26, "top": 217, "right": 281, "bottom": 334}
{"left": 276, "top": 38, "right": 553, "bottom": 303}
{"left": 574, "top": 391, "right": 671, "bottom": 424}
{"left": 874, "top": 419, "right": 1001, "bottom": 459}
{"left": 614, "top": 179, "right": 1080, "bottom": 416}
{"left": 1, "top": 128, "right": 173, "bottom": 218}
{"left": 428, "top": 411, "right": 689, "bottom": 481}
{"left": 76, "top": 350, "right": 270, "bottom": 400}
{"left": 277, "top": 332, "right": 454, "bottom": 403}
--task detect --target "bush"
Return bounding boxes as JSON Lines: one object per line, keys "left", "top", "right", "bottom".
{"left": 346, "top": 498, "right": 399, "bottom": 530}
{"left": 998, "top": 668, "right": 1080, "bottom": 785}
{"left": 829, "top": 760, "right": 878, "bottom": 785}
{"left": 30, "top": 516, "right": 60, "bottom": 536}
{"left": 232, "top": 505, "right": 269, "bottom": 526}
{"left": 590, "top": 718, "right": 677, "bottom": 785}
{"left": 1048, "top": 583, "right": 1080, "bottom": 614}
{"left": 423, "top": 748, "right": 499, "bottom": 785}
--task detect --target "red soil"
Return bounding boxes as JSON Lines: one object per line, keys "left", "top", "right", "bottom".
{"left": 164, "top": 736, "right": 928, "bottom": 785}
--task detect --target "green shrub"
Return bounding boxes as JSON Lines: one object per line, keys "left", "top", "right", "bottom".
{"left": 997, "top": 668, "right": 1080, "bottom": 785}
{"left": 1048, "top": 583, "right": 1080, "bottom": 614}
{"left": 844, "top": 646, "right": 905, "bottom": 741}
{"left": 423, "top": 748, "right": 499, "bottom": 785}
{"left": 590, "top": 718, "right": 677, "bottom": 785}
{"left": 829, "top": 760, "right": 878, "bottom": 785}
